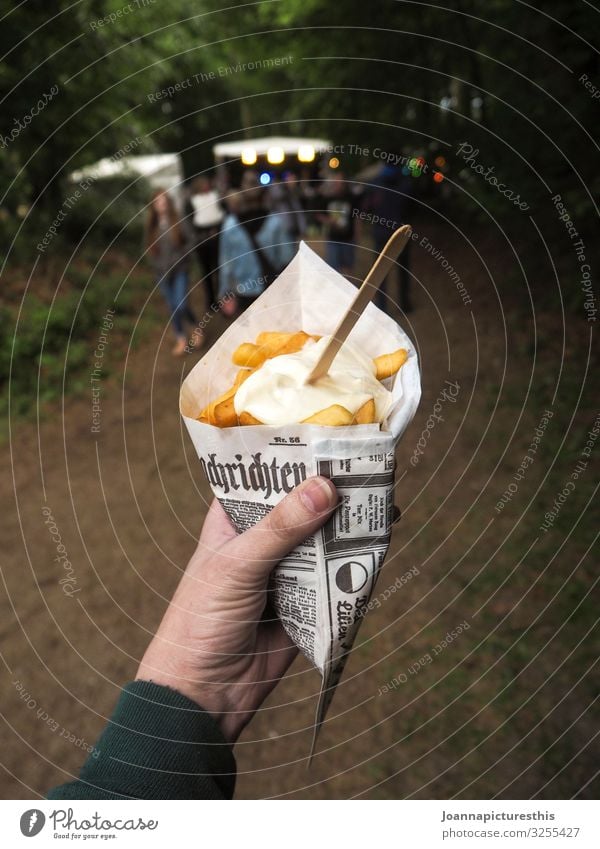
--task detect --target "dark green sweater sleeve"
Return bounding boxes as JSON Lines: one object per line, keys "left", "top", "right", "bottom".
{"left": 47, "top": 681, "right": 236, "bottom": 800}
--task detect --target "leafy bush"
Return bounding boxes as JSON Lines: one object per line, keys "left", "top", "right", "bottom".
{"left": 0, "top": 264, "right": 152, "bottom": 418}
{"left": 62, "top": 174, "right": 150, "bottom": 251}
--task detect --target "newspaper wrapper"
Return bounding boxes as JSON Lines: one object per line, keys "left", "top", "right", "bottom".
{"left": 180, "top": 243, "right": 421, "bottom": 758}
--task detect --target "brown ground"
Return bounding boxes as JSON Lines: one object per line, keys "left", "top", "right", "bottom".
{"left": 1, "top": 221, "right": 597, "bottom": 799}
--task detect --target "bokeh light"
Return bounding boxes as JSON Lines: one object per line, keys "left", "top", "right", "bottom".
{"left": 266, "top": 146, "right": 285, "bottom": 164}
{"left": 241, "top": 147, "right": 257, "bottom": 165}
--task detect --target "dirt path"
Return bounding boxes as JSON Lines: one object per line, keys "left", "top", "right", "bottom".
{"left": 1, "top": 222, "right": 597, "bottom": 799}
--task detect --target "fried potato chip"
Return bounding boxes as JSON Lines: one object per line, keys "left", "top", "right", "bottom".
{"left": 239, "top": 411, "right": 263, "bottom": 426}
{"left": 373, "top": 348, "right": 408, "bottom": 380}
{"left": 232, "top": 343, "right": 267, "bottom": 369}
{"left": 353, "top": 398, "right": 376, "bottom": 424}
{"left": 301, "top": 404, "right": 354, "bottom": 426}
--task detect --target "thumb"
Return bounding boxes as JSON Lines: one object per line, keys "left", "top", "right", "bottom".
{"left": 225, "top": 476, "right": 338, "bottom": 583}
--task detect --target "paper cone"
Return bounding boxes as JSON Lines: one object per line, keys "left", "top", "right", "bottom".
{"left": 180, "top": 243, "right": 421, "bottom": 758}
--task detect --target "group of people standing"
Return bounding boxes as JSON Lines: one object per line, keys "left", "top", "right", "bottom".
{"left": 144, "top": 172, "right": 301, "bottom": 356}
{"left": 144, "top": 165, "right": 413, "bottom": 357}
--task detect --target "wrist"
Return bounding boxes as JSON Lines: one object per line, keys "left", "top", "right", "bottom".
{"left": 136, "top": 651, "right": 244, "bottom": 744}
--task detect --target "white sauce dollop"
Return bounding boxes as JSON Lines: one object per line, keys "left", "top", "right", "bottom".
{"left": 233, "top": 336, "right": 392, "bottom": 426}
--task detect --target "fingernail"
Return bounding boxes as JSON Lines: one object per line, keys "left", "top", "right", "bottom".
{"left": 299, "top": 477, "right": 336, "bottom": 514}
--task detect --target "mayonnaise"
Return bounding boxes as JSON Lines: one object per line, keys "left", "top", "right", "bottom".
{"left": 233, "top": 336, "right": 392, "bottom": 425}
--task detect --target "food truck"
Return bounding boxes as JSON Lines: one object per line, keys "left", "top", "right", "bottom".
{"left": 212, "top": 135, "right": 332, "bottom": 188}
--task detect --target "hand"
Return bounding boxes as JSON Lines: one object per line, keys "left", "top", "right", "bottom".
{"left": 137, "top": 476, "right": 338, "bottom": 743}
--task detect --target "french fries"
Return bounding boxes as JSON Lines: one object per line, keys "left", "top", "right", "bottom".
{"left": 197, "top": 330, "right": 408, "bottom": 427}
{"left": 232, "top": 343, "right": 267, "bottom": 369}
{"left": 301, "top": 405, "right": 354, "bottom": 426}
{"left": 255, "top": 330, "right": 320, "bottom": 357}
{"left": 239, "top": 411, "right": 263, "bottom": 426}
{"left": 213, "top": 395, "right": 238, "bottom": 428}
{"left": 233, "top": 368, "right": 253, "bottom": 388}
{"left": 353, "top": 398, "right": 376, "bottom": 425}
{"left": 373, "top": 348, "right": 408, "bottom": 380}
{"left": 197, "top": 385, "right": 236, "bottom": 424}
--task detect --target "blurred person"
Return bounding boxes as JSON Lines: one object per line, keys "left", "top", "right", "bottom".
{"left": 47, "top": 477, "right": 340, "bottom": 799}
{"left": 317, "top": 171, "right": 356, "bottom": 277}
{"left": 185, "top": 176, "right": 224, "bottom": 312}
{"left": 299, "top": 167, "right": 319, "bottom": 228}
{"left": 363, "top": 165, "right": 415, "bottom": 313}
{"left": 267, "top": 173, "right": 306, "bottom": 249}
{"left": 145, "top": 190, "right": 201, "bottom": 357}
{"left": 297, "top": 166, "right": 322, "bottom": 235}
{"left": 218, "top": 175, "right": 295, "bottom": 313}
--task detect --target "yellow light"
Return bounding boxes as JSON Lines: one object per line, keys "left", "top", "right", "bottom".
{"left": 434, "top": 155, "right": 446, "bottom": 168}
{"left": 298, "top": 145, "right": 315, "bottom": 163}
{"left": 267, "top": 146, "right": 285, "bottom": 165}
{"left": 241, "top": 147, "right": 257, "bottom": 166}
{"left": 329, "top": 157, "right": 340, "bottom": 169}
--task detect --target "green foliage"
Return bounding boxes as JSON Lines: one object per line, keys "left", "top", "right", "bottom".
{"left": 2, "top": 0, "right": 597, "bottom": 412}
{"left": 62, "top": 174, "right": 149, "bottom": 249}
{"left": 2, "top": 1, "right": 597, "bottom": 233}
{"left": 205, "top": 0, "right": 598, "bottom": 230}
{"left": 0, "top": 1, "right": 208, "bottom": 223}
{"left": 0, "top": 263, "right": 150, "bottom": 418}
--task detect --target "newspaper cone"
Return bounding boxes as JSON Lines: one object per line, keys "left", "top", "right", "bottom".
{"left": 180, "top": 243, "right": 421, "bottom": 759}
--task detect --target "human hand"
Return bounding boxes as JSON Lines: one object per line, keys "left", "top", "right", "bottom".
{"left": 137, "top": 476, "right": 338, "bottom": 743}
